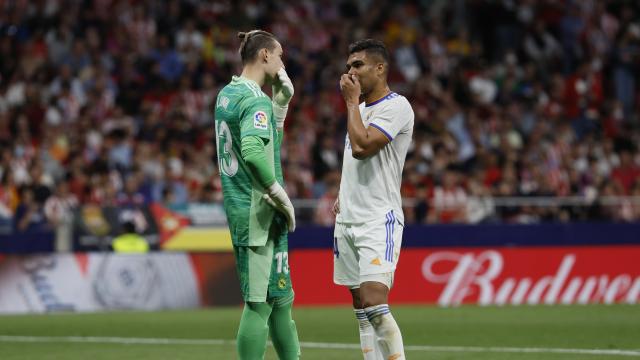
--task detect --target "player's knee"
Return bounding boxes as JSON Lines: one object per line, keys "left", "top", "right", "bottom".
{"left": 245, "top": 301, "right": 272, "bottom": 322}
{"left": 361, "top": 297, "right": 386, "bottom": 309}
{"left": 360, "top": 291, "right": 387, "bottom": 308}
{"left": 359, "top": 281, "right": 389, "bottom": 308}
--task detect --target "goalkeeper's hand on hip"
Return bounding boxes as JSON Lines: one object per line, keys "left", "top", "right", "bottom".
{"left": 263, "top": 182, "right": 296, "bottom": 232}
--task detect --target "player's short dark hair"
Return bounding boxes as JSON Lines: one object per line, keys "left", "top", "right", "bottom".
{"left": 238, "top": 30, "right": 278, "bottom": 65}
{"left": 348, "top": 39, "right": 390, "bottom": 65}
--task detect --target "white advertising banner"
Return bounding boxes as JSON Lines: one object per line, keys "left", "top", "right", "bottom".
{"left": 0, "top": 253, "right": 201, "bottom": 314}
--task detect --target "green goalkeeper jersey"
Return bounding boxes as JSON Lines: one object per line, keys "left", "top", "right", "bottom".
{"left": 215, "top": 75, "right": 284, "bottom": 247}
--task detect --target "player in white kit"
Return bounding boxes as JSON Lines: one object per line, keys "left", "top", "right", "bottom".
{"left": 334, "top": 39, "right": 414, "bottom": 360}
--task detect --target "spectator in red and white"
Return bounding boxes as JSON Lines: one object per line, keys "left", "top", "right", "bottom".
{"left": 44, "top": 179, "right": 78, "bottom": 227}
{"left": 428, "top": 167, "right": 468, "bottom": 224}
{"left": 599, "top": 179, "right": 632, "bottom": 222}
{"left": 611, "top": 149, "right": 640, "bottom": 194}
{"left": 466, "top": 177, "right": 496, "bottom": 224}
{"left": 124, "top": 4, "right": 157, "bottom": 57}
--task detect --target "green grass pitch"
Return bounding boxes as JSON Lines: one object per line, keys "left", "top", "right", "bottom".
{"left": 0, "top": 305, "right": 638, "bottom": 359}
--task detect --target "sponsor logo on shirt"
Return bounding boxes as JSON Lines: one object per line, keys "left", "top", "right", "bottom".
{"left": 253, "top": 111, "right": 268, "bottom": 130}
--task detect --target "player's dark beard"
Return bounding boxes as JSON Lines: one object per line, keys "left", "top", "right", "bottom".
{"left": 359, "top": 77, "right": 374, "bottom": 97}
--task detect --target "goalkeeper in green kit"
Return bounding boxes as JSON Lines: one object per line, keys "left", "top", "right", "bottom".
{"left": 214, "top": 29, "right": 300, "bottom": 359}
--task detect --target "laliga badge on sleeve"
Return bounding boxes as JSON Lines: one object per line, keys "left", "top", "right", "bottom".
{"left": 253, "top": 111, "right": 269, "bottom": 130}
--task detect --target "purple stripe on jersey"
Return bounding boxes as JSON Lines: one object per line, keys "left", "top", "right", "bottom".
{"left": 365, "top": 92, "right": 398, "bottom": 107}
{"left": 369, "top": 123, "right": 393, "bottom": 141}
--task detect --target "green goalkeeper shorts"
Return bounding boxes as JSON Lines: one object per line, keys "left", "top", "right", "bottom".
{"left": 233, "top": 220, "right": 293, "bottom": 302}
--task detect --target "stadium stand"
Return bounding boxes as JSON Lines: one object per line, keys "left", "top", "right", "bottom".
{"left": 0, "top": 0, "right": 638, "bottom": 229}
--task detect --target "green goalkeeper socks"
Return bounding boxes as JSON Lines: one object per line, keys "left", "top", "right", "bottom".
{"left": 237, "top": 302, "right": 272, "bottom": 360}
{"left": 236, "top": 295, "right": 300, "bottom": 360}
{"left": 268, "top": 292, "right": 300, "bottom": 360}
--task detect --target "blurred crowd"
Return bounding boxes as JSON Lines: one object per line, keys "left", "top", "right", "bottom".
{"left": 0, "top": 0, "right": 639, "bottom": 231}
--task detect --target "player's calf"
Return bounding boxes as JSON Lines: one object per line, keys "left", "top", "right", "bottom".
{"left": 268, "top": 292, "right": 300, "bottom": 360}
{"left": 237, "top": 302, "right": 272, "bottom": 360}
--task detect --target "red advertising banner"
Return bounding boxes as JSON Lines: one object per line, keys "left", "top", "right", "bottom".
{"left": 289, "top": 246, "right": 640, "bottom": 306}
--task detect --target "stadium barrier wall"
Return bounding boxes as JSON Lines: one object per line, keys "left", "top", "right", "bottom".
{"left": 1, "top": 244, "right": 637, "bottom": 314}
{"left": 3, "top": 204, "right": 640, "bottom": 252}
{"left": 0, "top": 231, "right": 55, "bottom": 254}
{"left": 0, "top": 223, "right": 639, "bottom": 312}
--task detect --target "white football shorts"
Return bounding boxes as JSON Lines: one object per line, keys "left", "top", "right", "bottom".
{"left": 333, "top": 210, "right": 403, "bottom": 289}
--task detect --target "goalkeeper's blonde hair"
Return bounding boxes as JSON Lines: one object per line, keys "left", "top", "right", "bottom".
{"left": 238, "top": 30, "right": 277, "bottom": 65}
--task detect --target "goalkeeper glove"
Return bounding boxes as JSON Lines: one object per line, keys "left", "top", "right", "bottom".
{"left": 272, "top": 68, "right": 294, "bottom": 130}
{"left": 263, "top": 182, "right": 296, "bottom": 232}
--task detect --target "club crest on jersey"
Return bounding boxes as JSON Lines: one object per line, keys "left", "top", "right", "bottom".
{"left": 253, "top": 111, "right": 269, "bottom": 130}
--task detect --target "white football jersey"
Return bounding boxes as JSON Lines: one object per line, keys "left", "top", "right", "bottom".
{"left": 337, "top": 92, "right": 414, "bottom": 224}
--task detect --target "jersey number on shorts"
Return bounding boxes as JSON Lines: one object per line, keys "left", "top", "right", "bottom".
{"left": 216, "top": 120, "right": 239, "bottom": 177}
{"left": 275, "top": 251, "right": 289, "bottom": 274}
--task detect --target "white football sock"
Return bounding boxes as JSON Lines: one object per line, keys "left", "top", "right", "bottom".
{"left": 354, "top": 308, "right": 384, "bottom": 360}
{"left": 364, "top": 304, "right": 405, "bottom": 360}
